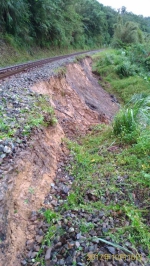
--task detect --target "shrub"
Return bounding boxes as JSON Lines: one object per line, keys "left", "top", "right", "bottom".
{"left": 133, "top": 129, "right": 150, "bottom": 155}
{"left": 113, "top": 94, "right": 150, "bottom": 143}
{"left": 115, "top": 61, "right": 137, "bottom": 78}
{"left": 113, "top": 108, "right": 138, "bottom": 141}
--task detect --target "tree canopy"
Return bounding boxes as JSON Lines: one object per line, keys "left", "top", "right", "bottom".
{"left": 0, "top": 0, "right": 149, "bottom": 48}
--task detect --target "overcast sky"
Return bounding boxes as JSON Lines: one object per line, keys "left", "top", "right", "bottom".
{"left": 98, "top": 0, "right": 150, "bottom": 17}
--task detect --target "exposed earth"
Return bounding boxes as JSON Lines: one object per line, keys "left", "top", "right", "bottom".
{"left": 0, "top": 55, "right": 148, "bottom": 266}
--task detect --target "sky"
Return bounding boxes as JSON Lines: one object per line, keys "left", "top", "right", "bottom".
{"left": 98, "top": 0, "right": 150, "bottom": 17}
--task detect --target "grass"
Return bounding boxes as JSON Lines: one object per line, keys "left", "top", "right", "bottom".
{"left": 33, "top": 48, "right": 150, "bottom": 265}
{"left": 36, "top": 123, "right": 150, "bottom": 265}
{"left": 64, "top": 123, "right": 150, "bottom": 251}
{"left": 54, "top": 66, "right": 67, "bottom": 76}
{"left": 0, "top": 94, "right": 57, "bottom": 140}
{"left": 0, "top": 34, "right": 94, "bottom": 67}
{"left": 92, "top": 49, "right": 150, "bottom": 104}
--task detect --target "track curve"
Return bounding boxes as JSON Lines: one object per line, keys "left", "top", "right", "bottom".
{"left": 0, "top": 50, "right": 101, "bottom": 80}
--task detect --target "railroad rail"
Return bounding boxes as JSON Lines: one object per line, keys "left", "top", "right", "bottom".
{"left": 0, "top": 50, "right": 100, "bottom": 80}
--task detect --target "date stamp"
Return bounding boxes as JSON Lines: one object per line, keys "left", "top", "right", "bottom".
{"left": 87, "top": 253, "right": 142, "bottom": 262}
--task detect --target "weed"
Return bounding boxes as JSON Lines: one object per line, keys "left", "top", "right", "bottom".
{"left": 43, "top": 209, "right": 59, "bottom": 223}
{"left": 28, "top": 187, "right": 35, "bottom": 194}
{"left": 113, "top": 94, "right": 150, "bottom": 143}
{"left": 35, "top": 213, "right": 63, "bottom": 265}
{"left": 75, "top": 54, "right": 87, "bottom": 62}
{"left": 0, "top": 94, "right": 57, "bottom": 140}
{"left": 79, "top": 220, "right": 95, "bottom": 233}
{"left": 92, "top": 49, "right": 150, "bottom": 103}
{"left": 63, "top": 122, "right": 150, "bottom": 252}
{"left": 54, "top": 66, "right": 66, "bottom": 76}
{"left": 24, "top": 199, "right": 29, "bottom": 204}
{"left": 115, "top": 61, "right": 137, "bottom": 78}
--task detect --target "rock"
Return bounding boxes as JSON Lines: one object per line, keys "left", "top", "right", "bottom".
{"left": 59, "top": 259, "right": 65, "bottom": 265}
{"left": 51, "top": 200, "right": 58, "bottom": 207}
{"left": 106, "top": 246, "right": 116, "bottom": 254}
{"left": 99, "top": 263, "right": 105, "bottom": 266}
{"left": 99, "top": 211, "right": 105, "bottom": 218}
{"left": 38, "top": 229, "right": 44, "bottom": 236}
{"left": 88, "top": 245, "right": 95, "bottom": 252}
{"left": 31, "top": 252, "right": 38, "bottom": 258}
{"left": 63, "top": 219, "right": 68, "bottom": 224}
{"left": 37, "top": 220, "right": 44, "bottom": 229}
{"left": 68, "top": 242, "right": 74, "bottom": 249}
{"left": 45, "top": 260, "right": 52, "bottom": 266}
{"left": 75, "top": 241, "right": 80, "bottom": 248}
{"left": 45, "top": 247, "right": 52, "bottom": 260}
{"left": 30, "top": 215, "right": 37, "bottom": 222}
{"left": 92, "top": 237, "right": 99, "bottom": 244}
{"left": 27, "top": 250, "right": 32, "bottom": 258}
{"left": 33, "top": 245, "right": 40, "bottom": 252}
{"left": 77, "top": 233, "right": 82, "bottom": 239}
{"left": 53, "top": 235, "right": 60, "bottom": 243}
{"left": 21, "top": 260, "right": 27, "bottom": 265}
{"left": 26, "top": 239, "right": 34, "bottom": 250}
{"left": 36, "top": 235, "right": 43, "bottom": 243}
{"left": 0, "top": 145, "right": 4, "bottom": 152}
{"left": 62, "top": 186, "right": 69, "bottom": 194}
{"left": 0, "top": 154, "right": 6, "bottom": 159}
{"left": 102, "top": 228, "right": 108, "bottom": 233}
{"left": 3, "top": 146, "right": 12, "bottom": 154}
{"left": 55, "top": 242, "right": 62, "bottom": 248}
{"left": 0, "top": 194, "right": 4, "bottom": 201}
{"left": 66, "top": 255, "right": 73, "bottom": 265}
{"left": 68, "top": 227, "right": 75, "bottom": 233}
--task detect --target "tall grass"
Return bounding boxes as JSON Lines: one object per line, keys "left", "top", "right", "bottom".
{"left": 113, "top": 94, "right": 150, "bottom": 143}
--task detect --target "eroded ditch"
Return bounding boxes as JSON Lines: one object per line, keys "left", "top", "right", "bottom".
{"left": 0, "top": 57, "right": 119, "bottom": 266}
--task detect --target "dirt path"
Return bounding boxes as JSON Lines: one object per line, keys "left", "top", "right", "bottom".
{"left": 0, "top": 57, "right": 119, "bottom": 266}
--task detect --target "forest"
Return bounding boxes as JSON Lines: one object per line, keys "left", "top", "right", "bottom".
{"left": 0, "top": 0, "right": 150, "bottom": 49}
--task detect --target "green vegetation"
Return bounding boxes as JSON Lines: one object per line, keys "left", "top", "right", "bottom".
{"left": 113, "top": 17, "right": 143, "bottom": 48}
{"left": 0, "top": 94, "right": 57, "bottom": 140}
{"left": 35, "top": 45, "right": 150, "bottom": 264}
{"left": 1, "top": 1, "right": 150, "bottom": 260}
{"left": 65, "top": 120, "right": 150, "bottom": 251}
{"left": 113, "top": 94, "right": 150, "bottom": 144}
{"left": 92, "top": 45, "right": 150, "bottom": 103}
{"left": 0, "top": 1, "right": 150, "bottom": 66}
{"left": 54, "top": 66, "right": 67, "bottom": 76}
{"left": 37, "top": 120, "right": 149, "bottom": 262}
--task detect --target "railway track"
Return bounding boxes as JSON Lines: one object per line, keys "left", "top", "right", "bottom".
{"left": 0, "top": 50, "right": 99, "bottom": 80}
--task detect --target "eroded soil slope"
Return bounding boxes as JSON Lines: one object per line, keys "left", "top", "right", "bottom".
{"left": 32, "top": 57, "right": 119, "bottom": 136}
{"left": 0, "top": 57, "right": 119, "bottom": 266}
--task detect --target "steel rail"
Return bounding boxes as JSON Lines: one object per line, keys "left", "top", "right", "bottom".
{"left": 0, "top": 50, "right": 100, "bottom": 80}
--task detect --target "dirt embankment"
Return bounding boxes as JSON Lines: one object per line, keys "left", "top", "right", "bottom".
{"left": 0, "top": 57, "right": 119, "bottom": 266}
{"left": 32, "top": 57, "right": 118, "bottom": 136}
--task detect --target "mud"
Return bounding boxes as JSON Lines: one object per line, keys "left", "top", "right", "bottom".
{"left": 0, "top": 57, "right": 119, "bottom": 266}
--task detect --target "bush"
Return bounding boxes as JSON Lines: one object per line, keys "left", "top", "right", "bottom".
{"left": 133, "top": 129, "right": 150, "bottom": 155}
{"left": 115, "top": 61, "right": 137, "bottom": 78}
{"left": 113, "top": 94, "right": 150, "bottom": 143}
{"left": 144, "top": 56, "right": 150, "bottom": 71}
{"left": 113, "top": 109, "right": 135, "bottom": 135}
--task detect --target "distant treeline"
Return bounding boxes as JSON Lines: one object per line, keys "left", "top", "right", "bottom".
{"left": 0, "top": 0, "right": 150, "bottom": 48}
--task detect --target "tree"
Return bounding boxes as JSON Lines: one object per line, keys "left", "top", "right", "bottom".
{"left": 113, "top": 16, "right": 143, "bottom": 47}
{"left": 0, "top": 0, "right": 30, "bottom": 38}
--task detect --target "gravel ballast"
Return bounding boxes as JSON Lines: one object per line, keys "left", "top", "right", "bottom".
{"left": 0, "top": 51, "right": 98, "bottom": 162}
